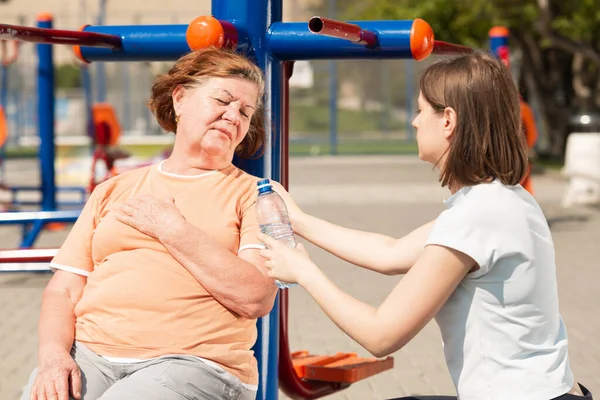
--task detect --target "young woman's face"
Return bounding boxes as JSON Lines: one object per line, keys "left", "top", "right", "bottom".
{"left": 412, "top": 92, "right": 451, "bottom": 166}
{"left": 173, "top": 76, "right": 259, "bottom": 160}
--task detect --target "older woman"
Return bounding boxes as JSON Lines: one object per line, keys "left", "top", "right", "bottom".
{"left": 22, "top": 48, "right": 277, "bottom": 400}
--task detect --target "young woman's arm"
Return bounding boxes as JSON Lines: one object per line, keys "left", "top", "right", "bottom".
{"left": 295, "top": 213, "right": 435, "bottom": 275}
{"left": 271, "top": 181, "right": 435, "bottom": 275}
{"left": 259, "top": 234, "right": 474, "bottom": 357}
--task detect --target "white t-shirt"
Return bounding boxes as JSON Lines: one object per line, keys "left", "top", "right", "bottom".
{"left": 426, "top": 181, "right": 574, "bottom": 400}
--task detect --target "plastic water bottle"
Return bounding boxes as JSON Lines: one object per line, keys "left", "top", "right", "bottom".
{"left": 256, "top": 178, "right": 298, "bottom": 289}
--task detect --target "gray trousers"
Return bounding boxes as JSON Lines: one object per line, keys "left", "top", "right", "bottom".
{"left": 22, "top": 342, "right": 256, "bottom": 400}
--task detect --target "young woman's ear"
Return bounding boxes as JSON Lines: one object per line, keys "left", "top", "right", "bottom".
{"left": 171, "top": 85, "right": 186, "bottom": 116}
{"left": 443, "top": 107, "right": 457, "bottom": 139}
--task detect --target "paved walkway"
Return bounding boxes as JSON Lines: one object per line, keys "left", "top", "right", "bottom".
{"left": 0, "top": 156, "right": 598, "bottom": 399}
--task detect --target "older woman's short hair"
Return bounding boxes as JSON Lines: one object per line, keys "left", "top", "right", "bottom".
{"left": 149, "top": 48, "right": 266, "bottom": 159}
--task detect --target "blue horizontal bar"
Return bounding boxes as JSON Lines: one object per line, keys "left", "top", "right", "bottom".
{"left": 268, "top": 21, "right": 413, "bottom": 60}
{"left": 0, "top": 210, "right": 80, "bottom": 225}
{"left": 79, "top": 20, "right": 416, "bottom": 62}
{"left": 79, "top": 25, "right": 190, "bottom": 62}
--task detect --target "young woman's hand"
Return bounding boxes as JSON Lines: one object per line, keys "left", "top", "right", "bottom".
{"left": 268, "top": 181, "right": 304, "bottom": 231}
{"left": 258, "top": 233, "right": 319, "bottom": 285}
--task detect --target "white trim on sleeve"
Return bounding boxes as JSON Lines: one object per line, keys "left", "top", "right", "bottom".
{"left": 238, "top": 243, "right": 265, "bottom": 254}
{"left": 49, "top": 262, "right": 90, "bottom": 277}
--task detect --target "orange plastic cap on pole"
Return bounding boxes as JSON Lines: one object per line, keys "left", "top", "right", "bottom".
{"left": 36, "top": 13, "right": 53, "bottom": 22}
{"left": 72, "top": 25, "right": 92, "bottom": 64}
{"left": 410, "top": 18, "right": 435, "bottom": 61}
{"left": 186, "top": 16, "right": 225, "bottom": 51}
{"left": 489, "top": 26, "right": 510, "bottom": 38}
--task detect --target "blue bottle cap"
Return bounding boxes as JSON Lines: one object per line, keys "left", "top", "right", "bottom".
{"left": 257, "top": 178, "right": 273, "bottom": 194}
{"left": 257, "top": 178, "right": 270, "bottom": 186}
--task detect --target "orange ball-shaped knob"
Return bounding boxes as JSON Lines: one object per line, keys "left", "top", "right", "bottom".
{"left": 186, "top": 16, "right": 225, "bottom": 50}
{"left": 410, "top": 18, "right": 435, "bottom": 61}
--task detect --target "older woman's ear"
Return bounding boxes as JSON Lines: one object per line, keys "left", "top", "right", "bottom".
{"left": 171, "top": 84, "right": 186, "bottom": 115}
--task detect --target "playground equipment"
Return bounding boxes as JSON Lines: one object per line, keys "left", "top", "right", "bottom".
{"left": 0, "top": 15, "right": 89, "bottom": 248}
{"left": 489, "top": 26, "right": 539, "bottom": 196}
{"left": 0, "top": 39, "right": 19, "bottom": 192}
{"left": 0, "top": 1, "right": 472, "bottom": 398}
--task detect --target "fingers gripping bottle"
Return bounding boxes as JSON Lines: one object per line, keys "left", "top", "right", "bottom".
{"left": 255, "top": 178, "right": 298, "bottom": 289}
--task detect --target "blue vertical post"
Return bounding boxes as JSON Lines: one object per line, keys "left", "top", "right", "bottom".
{"left": 328, "top": 61, "right": 338, "bottom": 154}
{"left": 381, "top": 61, "right": 391, "bottom": 133}
{"left": 0, "top": 66, "right": 7, "bottom": 113}
{"left": 488, "top": 26, "right": 510, "bottom": 65}
{"left": 214, "top": 0, "right": 282, "bottom": 399}
{"left": 37, "top": 13, "right": 57, "bottom": 212}
{"left": 405, "top": 59, "right": 414, "bottom": 141}
{"left": 96, "top": 0, "right": 107, "bottom": 102}
{"left": 122, "top": 63, "right": 131, "bottom": 132}
{"left": 81, "top": 65, "right": 95, "bottom": 141}
{"left": 328, "top": 0, "right": 338, "bottom": 155}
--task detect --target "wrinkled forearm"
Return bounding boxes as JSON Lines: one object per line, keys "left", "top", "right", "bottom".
{"left": 159, "top": 221, "right": 276, "bottom": 319}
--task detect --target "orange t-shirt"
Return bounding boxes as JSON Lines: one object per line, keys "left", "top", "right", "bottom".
{"left": 50, "top": 162, "right": 264, "bottom": 385}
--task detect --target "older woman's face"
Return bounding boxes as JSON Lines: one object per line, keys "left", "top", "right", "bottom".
{"left": 173, "top": 76, "right": 259, "bottom": 159}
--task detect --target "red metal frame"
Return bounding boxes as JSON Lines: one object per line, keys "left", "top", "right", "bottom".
{"left": 277, "top": 60, "right": 348, "bottom": 400}
{"left": 0, "top": 248, "right": 57, "bottom": 263}
{"left": 432, "top": 40, "right": 473, "bottom": 55}
{"left": 308, "top": 17, "right": 378, "bottom": 48}
{"left": 0, "top": 23, "right": 122, "bottom": 49}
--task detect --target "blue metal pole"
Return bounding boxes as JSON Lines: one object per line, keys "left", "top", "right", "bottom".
{"left": 268, "top": 20, "right": 415, "bottom": 60}
{"left": 328, "top": 60, "right": 338, "bottom": 155}
{"left": 328, "top": 0, "right": 338, "bottom": 155}
{"left": 489, "top": 27, "right": 509, "bottom": 58}
{"left": 406, "top": 59, "right": 414, "bottom": 140}
{"left": 77, "top": 20, "right": 419, "bottom": 62}
{"left": 81, "top": 65, "right": 95, "bottom": 142}
{"left": 122, "top": 63, "right": 131, "bottom": 133}
{"left": 213, "top": 1, "right": 282, "bottom": 398}
{"left": 96, "top": 0, "right": 107, "bottom": 102}
{"left": 37, "top": 14, "right": 57, "bottom": 212}
{"left": 381, "top": 61, "right": 391, "bottom": 133}
{"left": 0, "top": 65, "right": 7, "bottom": 112}
{"left": 77, "top": 25, "right": 191, "bottom": 62}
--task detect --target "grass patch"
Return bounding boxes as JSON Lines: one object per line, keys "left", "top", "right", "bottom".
{"left": 5, "top": 146, "right": 38, "bottom": 158}
{"left": 289, "top": 140, "right": 418, "bottom": 156}
{"left": 290, "top": 104, "right": 406, "bottom": 135}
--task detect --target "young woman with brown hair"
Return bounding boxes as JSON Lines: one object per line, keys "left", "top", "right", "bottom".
{"left": 261, "top": 52, "right": 591, "bottom": 400}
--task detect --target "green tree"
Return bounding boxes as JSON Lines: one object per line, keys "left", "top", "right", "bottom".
{"left": 313, "top": 0, "right": 600, "bottom": 157}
